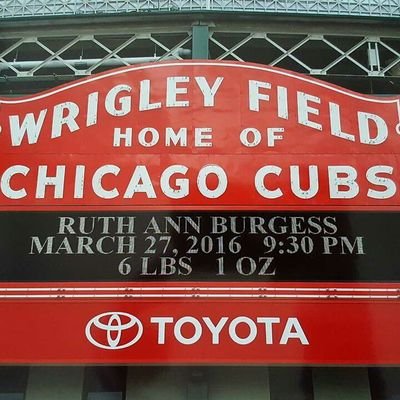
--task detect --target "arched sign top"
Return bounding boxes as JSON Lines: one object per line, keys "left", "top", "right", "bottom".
{"left": 1, "top": 60, "right": 399, "bottom": 154}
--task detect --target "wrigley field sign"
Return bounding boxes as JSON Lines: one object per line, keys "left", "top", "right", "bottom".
{"left": 0, "top": 61, "right": 400, "bottom": 208}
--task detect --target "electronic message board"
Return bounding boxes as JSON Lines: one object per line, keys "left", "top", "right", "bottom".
{"left": 0, "top": 61, "right": 400, "bottom": 364}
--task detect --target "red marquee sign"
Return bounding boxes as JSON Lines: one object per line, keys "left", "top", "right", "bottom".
{"left": 1, "top": 61, "right": 400, "bottom": 365}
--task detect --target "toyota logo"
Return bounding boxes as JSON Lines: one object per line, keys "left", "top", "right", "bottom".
{"left": 85, "top": 312, "right": 143, "bottom": 350}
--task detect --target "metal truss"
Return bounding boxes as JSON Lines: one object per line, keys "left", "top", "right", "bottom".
{"left": 1, "top": 31, "right": 400, "bottom": 80}
{"left": 1, "top": 0, "right": 400, "bottom": 19}
{"left": 0, "top": 32, "right": 192, "bottom": 77}
{"left": 209, "top": 32, "right": 400, "bottom": 77}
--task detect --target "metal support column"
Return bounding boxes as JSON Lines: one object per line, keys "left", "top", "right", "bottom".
{"left": 126, "top": 367, "right": 187, "bottom": 400}
{"left": 25, "top": 367, "right": 84, "bottom": 400}
{"left": 313, "top": 368, "right": 371, "bottom": 400}
{"left": 208, "top": 367, "right": 270, "bottom": 400}
{"left": 187, "top": 370, "right": 208, "bottom": 400}
{"left": 192, "top": 24, "right": 209, "bottom": 59}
